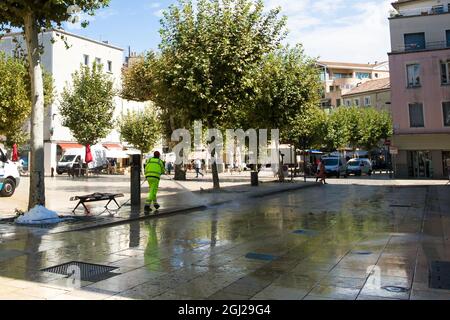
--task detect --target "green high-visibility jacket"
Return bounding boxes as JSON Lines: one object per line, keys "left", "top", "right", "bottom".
{"left": 145, "top": 158, "right": 165, "bottom": 179}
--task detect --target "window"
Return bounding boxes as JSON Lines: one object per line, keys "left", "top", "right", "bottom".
{"left": 329, "top": 86, "right": 334, "bottom": 92}
{"left": 336, "top": 99, "right": 341, "bottom": 107}
{"left": 375, "top": 73, "right": 379, "bottom": 78}
{"left": 447, "top": 30, "right": 450, "bottom": 48}
{"left": 95, "top": 57, "right": 101, "bottom": 65}
{"left": 409, "top": 103, "right": 425, "bottom": 128}
{"left": 354, "top": 98, "right": 360, "bottom": 106}
{"left": 407, "top": 64, "right": 421, "bottom": 87}
{"left": 443, "top": 102, "right": 450, "bottom": 127}
{"left": 431, "top": 5, "right": 444, "bottom": 14}
{"left": 364, "top": 96, "right": 371, "bottom": 106}
{"left": 404, "top": 33, "right": 425, "bottom": 51}
{"left": 333, "top": 73, "right": 352, "bottom": 79}
{"left": 345, "top": 100, "right": 351, "bottom": 107}
{"left": 107, "top": 60, "right": 113, "bottom": 73}
{"left": 441, "top": 61, "right": 450, "bottom": 85}
{"left": 83, "top": 54, "right": 90, "bottom": 66}
{"left": 356, "top": 72, "right": 372, "bottom": 80}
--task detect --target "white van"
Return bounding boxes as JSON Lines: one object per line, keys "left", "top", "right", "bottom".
{"left": 0, "top": 147, "right": 21, "bottom": 197}
{"left": 322, "top": 156, "right": 347, "bottom": 178}
{"left": 56, "top": 148, "right": 84, "bottom": 175}
{"left": 56, "top": 145, "right": 108, "bottom": 175}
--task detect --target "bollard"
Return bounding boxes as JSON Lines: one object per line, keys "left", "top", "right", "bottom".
{"left": 251, "top": 171, "right": 259, "bottom": 186}
{"left": 130, "top": 154, "right": 142, "bottom": 207}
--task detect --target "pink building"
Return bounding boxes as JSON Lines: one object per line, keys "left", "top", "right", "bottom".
{"left": 389, "top": 0, "right": 450, "bottom": 179}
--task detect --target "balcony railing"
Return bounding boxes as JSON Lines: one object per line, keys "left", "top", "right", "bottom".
{"left": 392, "top": 41, "right": 449, "bottom": 53}
{"left": 390, "top": 4, "right": 450, "bottom": 17}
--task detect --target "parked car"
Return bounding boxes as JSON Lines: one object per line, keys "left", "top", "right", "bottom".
{"left": 0, "top": 148, "right": 21, "bottom": 197}
{"left": 322, "top": 157, "right": 347, "bottom": 178}
{"left": 346, "top": 158, "right": 373, "bottom": 176}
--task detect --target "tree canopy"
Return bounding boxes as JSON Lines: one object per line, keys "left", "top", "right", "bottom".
{"left": 59, "top": 63, "right": 115, "bottom": 146}
{"left": 0, "top": 1, "right": 109, "bottom": 32}
{"left": 118, "top": 105, "right": 161, "bottom": 155}
{"left": 0, "top": 52, "right": 54, "bottom": 147}
{"left": 325, "top": 106, "right": 393, "bottom": 152}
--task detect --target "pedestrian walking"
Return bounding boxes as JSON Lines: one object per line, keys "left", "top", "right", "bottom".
{"left": 317, "top": 160, "right": 327, "bottom": 184}
{"left": 144, "top": 151, "right": 166, "bottom": 212}
{"left": 195, "top": 158, "right": 204, "bottom": 178}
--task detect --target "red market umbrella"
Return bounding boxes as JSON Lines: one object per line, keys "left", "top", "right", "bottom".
{"left": 85, "top": 145, "right": 93, "bottom": 164}
{"left": 12, "top": 144, "right": 19, "bottom": 162}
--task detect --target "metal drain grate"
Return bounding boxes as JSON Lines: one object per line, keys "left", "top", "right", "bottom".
{"left": 353, "top": 251, "right": 373, "bottom": 255}
{"left": 41, "top": 261, "right": 120, "bottom": 282}
{"left": 245, "top": 253, "right": 279, "bottom": 261}
{"left": 430, "top": 261, "right": 450, "bottom": 290}
{"left": 293, "top": 229, "right": 317, "bottom": 236}
{"left": 382, "top": 286, "right": 410, "bottom": 293}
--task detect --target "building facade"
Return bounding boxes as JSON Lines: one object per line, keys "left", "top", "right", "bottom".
{"left": 318, "top": 61, "right": 390, "bottom": 109}
{"left": 389, "top": 0, "right": 450, "bottom": 179}
{"left": 341, "top": 78, "right": 391, "bottom": 111}
{"left": 0, "top": 30, "right": 146, "bottom": 175}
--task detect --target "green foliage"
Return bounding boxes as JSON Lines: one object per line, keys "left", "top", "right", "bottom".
{"left": 121, "top": 52, "right": 156, "bottom": 102}
{"left": 0, "top": 52, "right": 54, "bottom": 145}
{"left": 324, "top": 106, "right": 393, "bottom": 151}
{"left": 0, "top": 52, "right": 29, "bottom": 138}
{"left": 286, "top": 106, "right": 327, "bottom": 150}
{"left": 59, "top": 63, "right": 115, "bottom": 146}
{"left": 246, "top": 44, "right": 322, "bottom": 133}
{"left": 158, "top": 0, "right": 287, "bottom": 127}
{"left": 0, "top": 1, "right": 110, "bottom": 33}
{"left": 118, "top": 105, "right": 161, "bottom": 154}
{"left": 359, "top": 108, "right": 393, "bottom": 151}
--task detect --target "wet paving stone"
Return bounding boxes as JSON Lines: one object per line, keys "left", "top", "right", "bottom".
{"left": 2, "top": 183, "right": 450, "bottom": 300}
{"left": 308, "top": 285, "right": 360, "bottom": 300}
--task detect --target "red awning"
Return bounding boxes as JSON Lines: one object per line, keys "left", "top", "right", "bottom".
{"left": 58, "top": 143, "right": 84, "bottom": 150}
{"left": 103, "top": 143, "right": 123, "bottom": 150}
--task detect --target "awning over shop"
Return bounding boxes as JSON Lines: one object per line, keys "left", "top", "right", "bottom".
{"left": 125, "top": 148, "right": 142, "bottom": 155}
{"left": 58, "top": 143, "right": 84, "bottom": 151}
{"left": 105, "top": 149, "right": 129, "bottom": 159}
{"left": 103, "top": 143, "right": 123, "bottom": 150}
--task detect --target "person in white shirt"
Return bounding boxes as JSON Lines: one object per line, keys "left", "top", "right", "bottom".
{"left": 195, "top": 159, "right": 204, "bottom": 178}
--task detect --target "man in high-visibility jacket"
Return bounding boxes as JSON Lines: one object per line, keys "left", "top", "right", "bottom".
{"left": 144, "top": 151, "right": 166, "bottom": 212}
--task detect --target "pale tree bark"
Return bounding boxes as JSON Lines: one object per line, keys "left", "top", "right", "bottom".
{"left": 211, "top": 156, "right": 220, "bottom": 189}
{"left": 24, "top": 13, "right": 46, "bottom": 210}
{"left": 208, "top": 120, "right": 220, "bottom": 190}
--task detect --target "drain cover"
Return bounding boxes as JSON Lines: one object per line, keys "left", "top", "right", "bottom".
{"left": 382, "top": 286, "right": 410, "bottom": 293}
{"left": 293, "top": 229, "right": 317, "bottom": 236}
{"left": 430, "top": 261, "right": 450, "bottom": 290}
{"left": 42, "top": 261, "right": 119, "bottom": 282}
{"left": 245, "top": 253, "right": 278, "bottom": 261}
{"left": 353, "top": 251, "right": 373, "bottom": 255}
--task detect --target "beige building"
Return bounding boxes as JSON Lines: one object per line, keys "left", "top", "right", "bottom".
{"left": 341, "top": 78, "right": 391, "bottom": 111}
{"left": 317, "top": 61, "right": 390, "bottom": 109}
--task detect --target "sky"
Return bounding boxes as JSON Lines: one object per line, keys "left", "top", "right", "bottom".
{"left": 64, "top": 0, "right": 393, "bottom": 63}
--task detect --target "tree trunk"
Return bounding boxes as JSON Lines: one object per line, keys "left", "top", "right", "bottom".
{"left": 211, "top": 159, "right": 220, "bottom": 189}
{"left": 208, "top": 120, "right": 220, "bottom": 189}
{"left": 174, "top": 164, "right": 186, "bottom": 181}
{"left": 24, "top": 13, "right": 46, "bottom": 210}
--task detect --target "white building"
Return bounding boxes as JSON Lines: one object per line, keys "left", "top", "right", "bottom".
{"left": 0, "top": 29, "right": 146, "bottom": 175}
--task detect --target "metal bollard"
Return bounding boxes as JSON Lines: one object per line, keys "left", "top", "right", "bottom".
{"left": 251, "top": 171, "right": 259, "bottom": 186}
{"left": 130, "top": 154, "right": 142, "bottom": 207}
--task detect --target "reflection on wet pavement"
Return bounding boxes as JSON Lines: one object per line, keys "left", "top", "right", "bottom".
{"left": 1, "top": 183, "right": 450, "bottom": 300}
